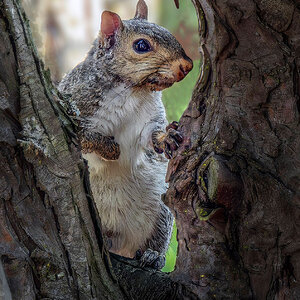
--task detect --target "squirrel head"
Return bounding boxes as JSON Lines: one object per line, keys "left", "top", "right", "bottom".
{"left": 96, "top": 0, "right": 193, "bottom": 91}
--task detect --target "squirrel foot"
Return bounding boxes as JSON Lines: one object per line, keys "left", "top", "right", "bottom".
{"left": 166, "top": 120, "right": 179, "bottom": 131}
{"left": 136, "top": 248, "right": 166, "bottom": 270}
{"left": 80, "top": 131, "right": 120, "bottom": 160}
{"left": 152, "top": 122, "right": 183, "bottom": 159}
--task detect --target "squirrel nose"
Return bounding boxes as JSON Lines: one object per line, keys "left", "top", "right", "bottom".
{"left": 174, "top": 57, "right": 193, "bottom": 82}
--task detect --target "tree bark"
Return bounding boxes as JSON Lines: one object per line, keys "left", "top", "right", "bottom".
{"left": 0, "top": 0, "right": 125, "bottom": 298}
{"left": 167, "top": 0, "right": 300, "bottom": 299}
{"left": 1, "top": 0, "right": 300, "bottom": 299}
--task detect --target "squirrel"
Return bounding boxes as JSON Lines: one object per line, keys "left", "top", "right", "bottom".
{"left": 58, "top": 0, "right": 192, "bottom": 269}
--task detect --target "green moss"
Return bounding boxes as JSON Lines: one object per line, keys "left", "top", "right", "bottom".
{"left": 207, "top": 159, "right": 219, "bottom": 200}
{"left": 196, "top": 207, "right": 222, "bottom": 221}
{"left": 199, "top": 176, "right": 207, "bottom": 192}
{"left": 196, "top": 207, "right": 210, "bottom": 221}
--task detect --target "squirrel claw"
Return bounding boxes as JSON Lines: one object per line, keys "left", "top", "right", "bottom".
{"left": 137, "top": 248, "right": 166, "bottom": 270}
{"left": 154, "top": 146, "right": 164, "bottom": 154}
{"left": 164, "top": 145, "right": 172, "bottom": 159}
{"left": 166, "top": 121, "right": 179, "bottom": 131}
{"left": 152, "top": 126, "right": 184, "bottom": 159}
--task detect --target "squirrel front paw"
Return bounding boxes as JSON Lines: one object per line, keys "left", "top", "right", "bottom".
{"left": 80, "top": 132, "right": 120, "bottom": 160}
{"left": 152, "top": 121, "right": 183, "bottom": 159}
{"left": 135, "top": 248, "right": 166, "bottom": 270}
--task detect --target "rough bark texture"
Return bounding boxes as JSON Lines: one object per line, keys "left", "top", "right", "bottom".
{"left": 0, "top": 0, "right": 124, "bottom": 299}
{"left": 1, "top": 0, "right": 300, "bottom": 299}
{"left": 167, "top": 0, "right": 300, "bottom": 299}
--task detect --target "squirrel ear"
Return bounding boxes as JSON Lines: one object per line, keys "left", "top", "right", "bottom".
{"left": 101, "top": 11, "right": 123, "bottom": 38}
{"left": 134, "top": 0, "right": 148, "bottom": 20}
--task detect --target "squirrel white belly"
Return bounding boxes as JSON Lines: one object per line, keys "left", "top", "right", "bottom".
{"left": 83, "top": 87, "right": 168, "bottom": 258}
{"left": 58, "top": 0, "right": 192, "bottom": 268}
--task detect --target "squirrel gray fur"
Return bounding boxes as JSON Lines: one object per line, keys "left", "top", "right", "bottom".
{"left": 58, "top": 0, "right": 192, "bottom": 268}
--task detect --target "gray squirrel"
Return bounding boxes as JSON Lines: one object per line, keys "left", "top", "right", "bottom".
{"left": 58, "top": 0, "right": 192, "bottom": 269}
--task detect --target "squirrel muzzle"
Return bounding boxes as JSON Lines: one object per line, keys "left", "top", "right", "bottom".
{"left": 171, "top": 57, "right": 193, "bottom": 82}
{"left": 145, "top": 55, "right": 193, "bottom": 91}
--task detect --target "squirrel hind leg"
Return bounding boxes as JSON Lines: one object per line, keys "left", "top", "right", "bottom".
{"left": 136, "top": 203, "right": 174, "bottom": 269}
{"left": 146, "top": 204, "right": 174, "bottom": 254}
{"left": 138, "top": 249, "right": 166, "bottom": 270}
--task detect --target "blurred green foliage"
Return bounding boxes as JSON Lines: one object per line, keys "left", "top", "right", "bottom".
{"left": 159, "top": 0, "right": 199, "bottom": 46}
{"left": 161, "top": 222, "right": 178, "bottom": 273}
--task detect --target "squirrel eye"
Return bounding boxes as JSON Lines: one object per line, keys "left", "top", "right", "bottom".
{"left": 133, "top": 39, "right": 152, "bottom": 53}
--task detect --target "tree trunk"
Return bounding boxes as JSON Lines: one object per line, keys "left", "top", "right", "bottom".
{"left": 0, "top": 0, "right": 126, "bottom": 298}
{"left": 167, "top": 0, "right": 300, "bottom": 299}
{"left": 1, "top": 0, "right": 299, "bottom": 299}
